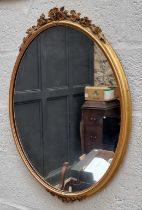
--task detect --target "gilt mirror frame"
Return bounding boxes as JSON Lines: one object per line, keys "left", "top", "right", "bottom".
{"left": 9, "top": 7, "right": 131, "bottom": 202}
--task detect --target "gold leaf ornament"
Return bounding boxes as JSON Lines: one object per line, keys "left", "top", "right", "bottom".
{"left": 20, "top": 7, "right": 106, "bottom": 53}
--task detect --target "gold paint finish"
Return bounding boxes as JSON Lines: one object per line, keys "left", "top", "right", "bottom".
{"left": 9, "top": 7, "right": 131, "bottom": 202}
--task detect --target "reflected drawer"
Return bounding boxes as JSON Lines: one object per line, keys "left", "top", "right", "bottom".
{"left": 84, "top": 125, "right": 103, "bottom": 153}
{"left": 82, "top": 110, "right": 103, "bottom": 125}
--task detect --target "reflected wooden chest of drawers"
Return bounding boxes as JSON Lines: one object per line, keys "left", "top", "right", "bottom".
{"left": 80, "top": 100, "right": 120, "bottom": 154}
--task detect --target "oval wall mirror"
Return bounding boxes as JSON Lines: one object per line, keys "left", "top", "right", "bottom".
{"left": 9, "top": 7, "right": 131, "bottom": 202}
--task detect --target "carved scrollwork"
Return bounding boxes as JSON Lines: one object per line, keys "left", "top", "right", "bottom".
{"left": 45, "top": 187, "right": 85, "bottom": 202}
{"left": 20, "top": 7, "right": 106, "bottom": 50}
{"left": 47, "top": 190, "right": 85, "bottom": 202}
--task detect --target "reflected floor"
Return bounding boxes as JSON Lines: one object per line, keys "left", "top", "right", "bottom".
{"left": 45, "top": 149, "right": 114, "bottom": 192}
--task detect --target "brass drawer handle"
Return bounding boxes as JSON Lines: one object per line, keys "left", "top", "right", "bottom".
{"left": 90, "top": 136, "right": 97, "bottom": 141}
{"left": 90, "top": 116, "right": 96, "bottom": 121}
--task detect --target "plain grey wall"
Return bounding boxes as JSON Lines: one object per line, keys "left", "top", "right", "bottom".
{"left": 0, "top": 0, "right": 142, "bottom": 209}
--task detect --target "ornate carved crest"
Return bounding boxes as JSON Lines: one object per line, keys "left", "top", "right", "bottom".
{"left": 47, "top": 189, "right": 85, "bottom": 202}
{"left": 20, "top": 7, "right": 105, "bottom": 50}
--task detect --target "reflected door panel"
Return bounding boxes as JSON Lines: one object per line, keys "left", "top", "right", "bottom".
{"left": 14, "top": 26, "right": 94, "bottom": 179}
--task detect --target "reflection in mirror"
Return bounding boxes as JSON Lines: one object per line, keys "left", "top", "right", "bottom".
{"left": 14, "top": 25, "right": 120, "bottom": 193}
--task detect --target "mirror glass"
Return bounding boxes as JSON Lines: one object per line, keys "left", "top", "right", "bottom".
{"left": 14, "top": 25, "right": 120, "bottom": 192}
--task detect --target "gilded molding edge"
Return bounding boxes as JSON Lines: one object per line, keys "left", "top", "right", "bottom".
{"left": 20, "top": 6, "right": 106, "bottom": 51}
